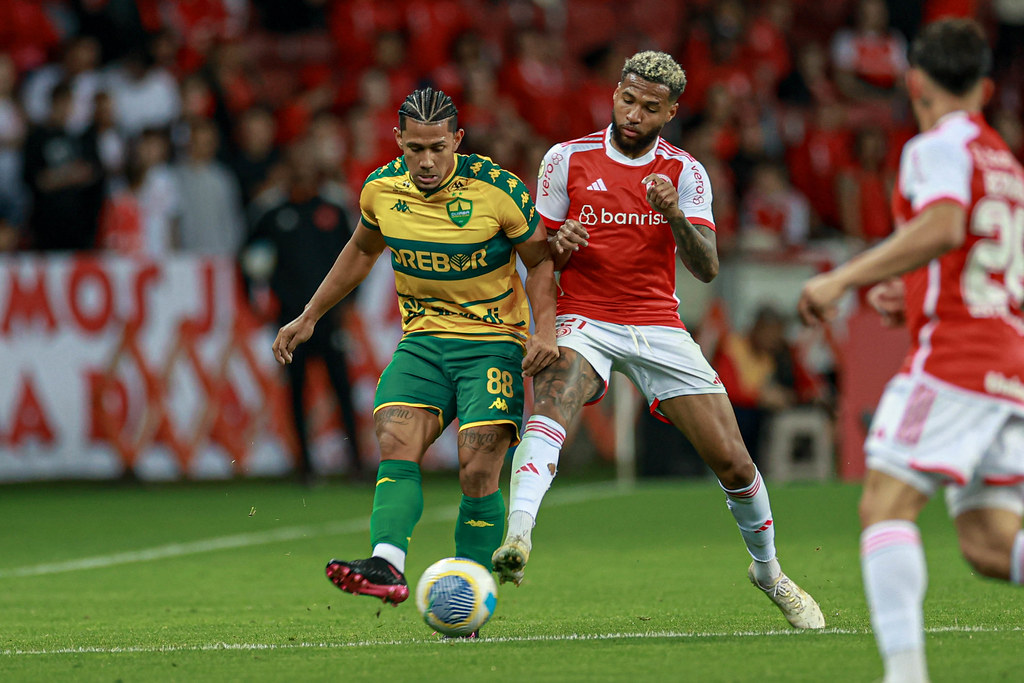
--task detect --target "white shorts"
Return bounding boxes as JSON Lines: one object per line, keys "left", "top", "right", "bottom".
{"left": 865, "top": 374, "right": 1024, "bottom": 517}
{"left": 554, "top": 314, "right": 726, "bottom": 421}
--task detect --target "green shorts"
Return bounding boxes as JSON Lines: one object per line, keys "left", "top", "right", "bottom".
{"left": 374, "top": 336, "right": 526, "bottom": 444}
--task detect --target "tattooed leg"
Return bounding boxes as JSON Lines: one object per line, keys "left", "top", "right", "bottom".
{"left": 493, "top": 348, "right": 606, "bottom": 582}
{"left": 372, "top": 405, "right": 441, "bottom": 464}
{"left": 530, "top": 348, "right": 604, "bottom": 431}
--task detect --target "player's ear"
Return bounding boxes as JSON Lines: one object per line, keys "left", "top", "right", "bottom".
{"left": 453, "top": 128, "right": 465, "bottom": 150}
{"left": 667, "top": 101, "right": 678, "bottom": 122}
{"left": 393, "top": 126, "right": 403, "bottom": 150}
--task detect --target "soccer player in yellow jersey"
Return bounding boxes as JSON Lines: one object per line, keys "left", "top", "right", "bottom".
{"left": 273, "top": 88, "right": 558, "bottom": 611}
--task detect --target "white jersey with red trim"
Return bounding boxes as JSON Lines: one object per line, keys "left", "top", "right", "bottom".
{"left": 536, "top": 127, "right": 715, "bottom": 328}
{"left": 893, "top": 111, "right": 1024, "bottom": 405}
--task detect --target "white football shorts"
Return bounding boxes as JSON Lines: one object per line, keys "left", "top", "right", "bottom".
{"left": 865, "top": 373, "right": 1024, "bottom": 517}
{"left": 554, "top": 314, "right": 726, "bottom": 421}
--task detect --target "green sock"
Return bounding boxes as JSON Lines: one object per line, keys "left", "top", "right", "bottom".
{"left": 454, "top": 490, "right": 505, "bottom": 568}
{"left": 369, "top": 460, "right": 423, "bottom": 553}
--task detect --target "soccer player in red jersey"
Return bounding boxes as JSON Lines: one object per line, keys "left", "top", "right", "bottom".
{"left": 800, "top": 20, "right": 1024, "bottom": 682}
{"left": 492, "top": 51, "right": 825, "bottom": 629}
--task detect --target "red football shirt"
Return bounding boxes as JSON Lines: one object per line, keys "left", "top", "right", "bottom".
{"left": 893, "top": 111, "right": 1024, "bottom": 405}
{"left": 535, "top": 127, "right": 716, "bottom": 328}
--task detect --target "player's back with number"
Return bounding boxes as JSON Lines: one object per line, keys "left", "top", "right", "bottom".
{"left": 895, "top": 111, "right": 1024, "bottom": 400}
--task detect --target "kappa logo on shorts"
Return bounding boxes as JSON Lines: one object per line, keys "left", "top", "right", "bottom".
{"left": 376, "top": 477, "right": 397, "bottom": 487}
{"left": 488, "top": 397, "right": 510, "bottom": 412}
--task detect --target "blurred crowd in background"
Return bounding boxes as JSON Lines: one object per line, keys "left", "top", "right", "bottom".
{"left": 3, "top": 0, "right": 1024, "bottom": 258}
{"left": 2, "top": 0, "right": 1024, "bottom": 470}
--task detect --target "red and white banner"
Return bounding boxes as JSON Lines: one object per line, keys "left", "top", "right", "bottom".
{"left": 0, "top": 254, "right": 308, "bottom": 481}
{"left": 1, "top": 254, "right": 622, "bottom": 482}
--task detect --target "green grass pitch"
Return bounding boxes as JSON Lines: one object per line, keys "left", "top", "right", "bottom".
{"left": 1, "top": 476, "right": 1020, "bottom": 682}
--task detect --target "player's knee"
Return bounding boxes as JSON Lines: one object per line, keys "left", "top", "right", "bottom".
{"left": 375, "top": 426, "right": 410, "bottom": 460}
{"left": 530, "top": 396, "right": 569, "bottom": 427}
{"left": 959, "top": 536, "right": 1010, "bottom": 580}
{"left": 712, "top": 450, "right": 755, "bottom": 489}
{"left": 458, "top": 459, "right": 500, "bottom": 497}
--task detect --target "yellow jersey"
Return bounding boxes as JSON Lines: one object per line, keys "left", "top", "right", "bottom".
{"left": 360, "top": 153, "right": 539, "bottom": 346}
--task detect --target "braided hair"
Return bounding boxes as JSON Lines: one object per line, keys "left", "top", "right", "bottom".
{"left": 398, "top": 87, "right": 458, "bottom": 131}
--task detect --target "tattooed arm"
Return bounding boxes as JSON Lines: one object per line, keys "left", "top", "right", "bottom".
{"left": 642, "top": 173, "right": 719, "bottom": 283}
{"left": 667, "top": 215, "right": 719, "bottom": 283}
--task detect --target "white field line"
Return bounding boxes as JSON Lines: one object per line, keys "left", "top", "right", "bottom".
{"left": 1, "top": 626, "right": 1020, "bottom": 657}
{"left": 0, "top": 482, "right": 626, "bottom": 580}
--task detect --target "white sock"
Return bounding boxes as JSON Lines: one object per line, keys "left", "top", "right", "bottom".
{"left": 751, "top": 558, "right": 782, "bottom": 587}
{"left": 505, "top": 510, "right": 535, "bottom": 542}
{"left": 372, "top": 543, "right": 406, "bottom": 574}
{"left": 861, "top": 521, "right": 928, "bottom": 682}
{"left": 506, "top": 416, "right": 565, "bottom": 541}
{"left": 721, "top": 469, "right": 778, "bottom": 567}
{"left": 1012, "top": 530, "right": 1024, "bottom": 585}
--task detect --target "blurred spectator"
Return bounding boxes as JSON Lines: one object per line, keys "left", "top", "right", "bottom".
{"left": 22, "top": 81, "right": 104, "bottom": 251}
{"left": 712, "top": 304, "right": 820, "bottom": 463}
{"left": 744, "top": 0, "right": 794, "bottom": 98}
{"left": 0, "top": 53, "right": 27, "bottom": 234}
{"left": 22, "top": 36, "right": 102, "bottom": 135}
{"left": 502, "top": 28, "right": 571, "bottom": 140}
{"left": 576, "top": 43, "right": 628, "bottom": 134}
{"left": 831, "top": 0, "right": 908, "bottom": 104}
{"left": 0, "top": 0, "right": 63, "bottom": 74}
{"left": 738, "top": 162, "right": 812, "bottom": 251}
{"left": 231, "top": 105, "right": 281, "bottom": 205}
{"left": 100, "top": 128, "right": 181, "bottom": 255}
{"left": 306, "top": 109, "right": 346, "bottom": 183}
{"left": 786, "top": 101, "right": 851, "bottom": 229}
{"left": 174, "top": 118, "right": 244, "bottom": 254}
{"left": 91, "top": 91, "right": 127, "bottom": 177}
{"left": 729, "top": 119, "right": 772, "bottom": 198}
{"left": 105, "top": 47, "right": 182, "bottom": 138}
{"left": 97, "top": 152, "right": 149, "bottom": 254}
{"left": 242, "top": 141, "right": 363, "bottom": 482}
{"left": 777, "top": 42, "right": 838, "bottom": 109}
{"left": 371, "top": 31, "right": 418, "bottom": 106}
{"left": 836, "top": 126, "right": 895, "bottom": 243}
{"left": 70, "top": 0, "right": 149, "bottom": 63}
{"left": 343, "top": 105, "right": 390, "bottom": 199}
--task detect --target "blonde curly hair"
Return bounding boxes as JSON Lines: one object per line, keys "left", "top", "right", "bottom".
{"left": 621, "top": 51, "right": 687, "bottom": 99}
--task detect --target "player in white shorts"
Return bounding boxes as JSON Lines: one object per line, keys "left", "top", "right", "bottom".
{"left": 799, "top": 19, "right": 1024, "bottom": 683}
{"left": 491, "top": 50, "right": 825, "bottom": 630}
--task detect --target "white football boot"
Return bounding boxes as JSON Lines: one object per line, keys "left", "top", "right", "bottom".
{"left": 491, "top": 536, "right": 530, "bottom": 586}
{"left": 748, "top": 562, "right": 826, "bottom": 629}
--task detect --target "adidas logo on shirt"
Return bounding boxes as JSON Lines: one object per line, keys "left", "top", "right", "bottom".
{"left": 586, "top": 178, "right": 608, "bottom": 191}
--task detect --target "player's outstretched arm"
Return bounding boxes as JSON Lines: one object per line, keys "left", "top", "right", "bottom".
{"left": 798, "top": 200, "right": 965, "bottom": 325}
{"left": 272, "top": 224, "right": 387, "bottom": 365}
{"left": 643, "top": 174, "right": 719, "bottom": 282}
{"left": 516, "top": 227, "right": 559, "bottom": 377}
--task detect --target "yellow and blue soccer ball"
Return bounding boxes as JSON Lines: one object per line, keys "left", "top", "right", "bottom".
{"left": 415, "top": 557, "right": 497, "bottom": 637}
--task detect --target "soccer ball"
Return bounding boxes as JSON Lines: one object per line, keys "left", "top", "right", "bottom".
{"left": 415, "top": 557, "right": 497, "bottom": 637}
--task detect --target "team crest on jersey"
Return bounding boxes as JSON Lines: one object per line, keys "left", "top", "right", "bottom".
{"left": 446, "top": 197, "right": 473, "bottom": 226}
